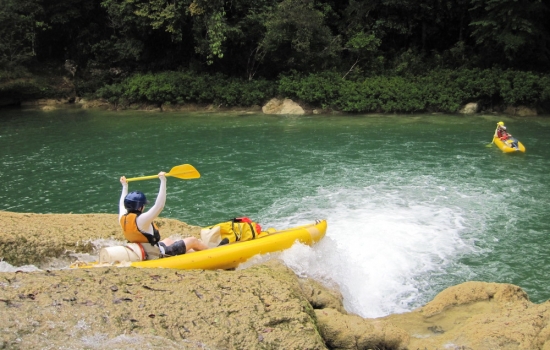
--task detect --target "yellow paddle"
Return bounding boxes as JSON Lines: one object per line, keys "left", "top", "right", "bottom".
{"left": 126, "top": 164, "right": 200, "bottom": 182}
{"left": 486, "top": 125, "right": 499, "bottom": 147}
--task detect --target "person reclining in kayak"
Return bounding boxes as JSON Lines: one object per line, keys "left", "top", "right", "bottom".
{"left": 119, "top": 171, "right": 208, "bottom": 259}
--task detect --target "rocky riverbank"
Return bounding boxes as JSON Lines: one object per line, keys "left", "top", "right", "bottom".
{"left": 15, "top": 96, "right": 541, "bottom": 117}
{"left": 1, "top": 211, "right": 550, "bottom": 349}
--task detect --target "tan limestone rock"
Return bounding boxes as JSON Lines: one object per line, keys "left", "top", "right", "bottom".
{"left": 0, "top": 211, "right": 200, "bottom": 266}
{"left": 459, "top": 102, "right": 479, "bottom": 114}
{"left": 315, "top": 308, "right": 410, "bottom": 350}
{"left": 0, "top": 260, "right": 328, "bottom": 349}
{"left": 383, "top": 282, "right": 546, "bottom": 349}
{"left": 262, "top": 98, "right": 305, "bottom": 115}
{"left": 298, "top": 278, "right": 346, "bottom": 313}
{"left": 4, "top": 212, "right": 550, "bottom": 350}
{"left": 421, "top": 281, "right": 530, "bottom": 317}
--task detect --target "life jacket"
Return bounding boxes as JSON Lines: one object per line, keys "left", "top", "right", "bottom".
{"left": 203, "top": 217, "right": 263, "bottom": 245}
{"left": 497, "top": 128, "right": 509, "bottom": 140}
{"left": 119, "top": 212, "right": 161, "bottom": 246}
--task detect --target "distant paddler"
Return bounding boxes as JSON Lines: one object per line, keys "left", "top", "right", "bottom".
{"left": 491, "top": 122, "right": 525, "bottom": 153}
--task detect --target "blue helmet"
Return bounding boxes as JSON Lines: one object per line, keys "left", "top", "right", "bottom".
{"left": 124, "top": 191, "right": 149, "bottom": 211}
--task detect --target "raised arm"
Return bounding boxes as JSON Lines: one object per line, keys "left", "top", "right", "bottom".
{"left": 136, "top": 172, "right": 167, "bottom": 231}
{"left": 118, "top": 176, "right": 128, "bottom": 220}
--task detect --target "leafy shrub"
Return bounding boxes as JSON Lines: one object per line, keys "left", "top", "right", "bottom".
{"left": 94, "top": 71, "right": 276, "bottom": 107}
{"left": 278, "top": 71, "right": 342, "bottom": 108}
{"left": 90, "top": 69, "right": 550, "bottom": 113}
{"left": 278, "top": 69, "right": 550, "bottom": 113}
{"left": 0, "top": 78, "right": 57, "bottom": 101}
{"left": 498, "top": 70, "right": 541, "bottom": 106}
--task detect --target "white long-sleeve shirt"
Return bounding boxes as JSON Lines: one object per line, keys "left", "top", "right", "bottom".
{"left": 119, "top": 177, "right": 167, "bottom": 236}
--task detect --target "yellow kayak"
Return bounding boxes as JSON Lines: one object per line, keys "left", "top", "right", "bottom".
{"left": 71, "top": 220, "right": 327, "bottom": 270}
{"left": 493, "top": 136, "right": 525, "bottom": 153}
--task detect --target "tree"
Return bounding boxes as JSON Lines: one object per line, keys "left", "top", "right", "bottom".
{"left": 38, "top": 0, "right": 107, "bottom": 66}
{"left": 0, "top": 0, "right": 45, "bottom": 68}
{"left": 259, "top": 0, "right": 340, "bottom": 74}
{"left": 469, "top": 0, "right": 550, "bottom": 69}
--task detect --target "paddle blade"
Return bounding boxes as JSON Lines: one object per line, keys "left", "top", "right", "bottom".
{"left": 167, "top": 164, "right": 200, "bottom": 179}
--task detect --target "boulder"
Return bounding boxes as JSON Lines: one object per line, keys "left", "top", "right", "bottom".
{"left": 262, "top": 98, "right": 305, "bottom": 115}
{"left": 383, "top": 281, "right": 549, "bottom": 349}
{"left": 459, "top": 102, "right": 479, "bottom": 114}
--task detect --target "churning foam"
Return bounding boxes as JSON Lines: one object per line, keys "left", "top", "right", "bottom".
{"left": 266, "top": 183, "right": 473, "bottom": 319}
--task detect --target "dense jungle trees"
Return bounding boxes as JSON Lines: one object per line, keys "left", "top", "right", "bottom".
{"left": 1, "top": 0, "right": 550, "bottom": 111}
{"left": 2, "top": 0, "right": 549, "bottom": 77}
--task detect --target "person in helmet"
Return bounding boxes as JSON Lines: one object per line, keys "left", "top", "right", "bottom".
{"left": 496, "top": 121, "right": 509, "bottom": 140}
{"left": 495, "top": 121, "right": 519, "bottom": 148}
{"left": 118, "top": 171, "right": 208, "bottom": 259}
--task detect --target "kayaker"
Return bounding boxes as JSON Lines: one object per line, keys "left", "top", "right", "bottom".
{"left": 496, "top": 122, "right": 519, "bottom": 148}
{"left": 496, "top": 122, "right": 509, "bottom": 140}
{"left": 119, "top": 171, "right": 208, "bottom": 259}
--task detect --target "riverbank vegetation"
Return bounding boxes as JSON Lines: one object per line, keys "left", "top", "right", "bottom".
{"left": 94, "top": 69, "right": 550, "bottom": 113}
{"left": 1, "top": 0, "right": 550, "bottom": 112}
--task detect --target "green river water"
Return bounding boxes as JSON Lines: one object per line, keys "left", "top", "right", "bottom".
{"left": 1, "top": 106, "right": 549, "bottom": 318}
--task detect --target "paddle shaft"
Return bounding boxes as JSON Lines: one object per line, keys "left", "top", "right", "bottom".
{"left": 493, "top": 126, "right": 499, "bottom": 139}
{"left": 127, "top": 174, "right": 169, "bottom": 182}
{"left": 125, "top": 164, "right": 200, "bottom": 182}
{"left": 489, "top": 125, "right": 499, "bottom": 145}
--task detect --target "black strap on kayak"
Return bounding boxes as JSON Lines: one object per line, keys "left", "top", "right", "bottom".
{"left": 247, "top": 222, "right": 256, "bottom": 239}
{"left": 230, "top": 220, "right": 240, "bottom": 241}
{"left": 230, "top": 218, "right": 256, "bottom": 241}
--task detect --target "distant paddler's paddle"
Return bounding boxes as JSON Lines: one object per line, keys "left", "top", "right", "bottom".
{"left": 126, "top": 164, "right": 200, "bottom": 182}
{"left": 486, "top": 125, "right": 499, "bottom": 147}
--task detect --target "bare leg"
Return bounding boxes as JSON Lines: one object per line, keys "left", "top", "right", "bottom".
{"left": 183, "top": 237, "right": 208, "bottom": 252}
{"left": 160, "top": 238, "right": 175, "bottom": 246}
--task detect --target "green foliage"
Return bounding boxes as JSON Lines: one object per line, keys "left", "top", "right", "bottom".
{"left": 0, "top": 0, "right": 45, "bottom": 68}
{"left": 469, "top": 0, "right": 549, "bottom": 64}
{"left": 498, "top": 70, "right": 542, "bottom": 106}
{"left": 0, "top": 77, "right": 56, "bottom": 101}
{"left": 260, "top": 0, "right": 340, "bottom": 72}
{"left": 278, "top": 72, "right": 342, "bottom": 108}
{"left": 5, "top": 66, "right": 548, "bottom": 113}
{"left": 95, "top": 71, "right": 276, "bottom": 107}
{"left": 277, "top": 69, "right": 550, "bottom": 113}
{"left": 540, "top": 76, "right": 550, "bottom": 102}
{"left": 2, "top": 0, "right": 550, "bottom": 110}
{"left": 0, "top": 66, "right": 31, "bottom": 82}
{"left": 3, "top": 0, "right": 550, "bottom": 81}
{"left": 130, "top": 0, "right": 190, "bottom": 39}
{"left": 334, "top": 76, "right": 426, "bottom": 113}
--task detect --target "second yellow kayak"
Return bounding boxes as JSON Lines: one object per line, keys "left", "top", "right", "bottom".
{"left": 493, "top": 136, "right": 525, "bottom": 153}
